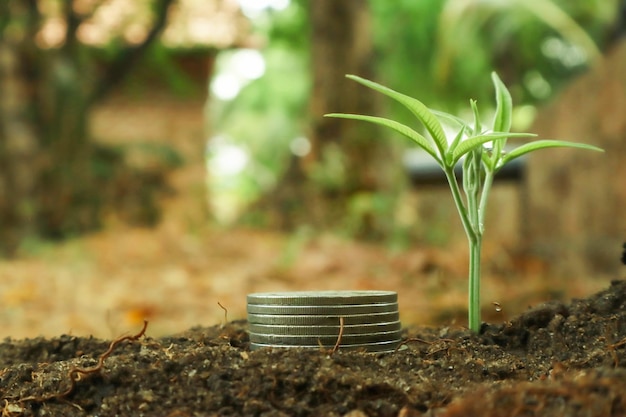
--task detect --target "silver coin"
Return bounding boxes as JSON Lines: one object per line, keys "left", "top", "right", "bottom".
{"left": 248, "top": 329, "right": 403, "bottom": 345}
{"left": 249, "top": 321, "right": 401, "bottom": 336}
{"left": 247, "top": 302, "right": 398, "bottom": 315}
{"left": 249, "top": 339, "right": 401, "bottom": 353}
{"left": 247, "top": 290, "right": 397, "bottom": 306}
{"left": 247, "top": 311, "right": 400, "bottom": 326}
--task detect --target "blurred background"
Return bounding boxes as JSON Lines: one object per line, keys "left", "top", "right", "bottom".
{"left": 1, "top": 0, "right": 625, "bottom": 339}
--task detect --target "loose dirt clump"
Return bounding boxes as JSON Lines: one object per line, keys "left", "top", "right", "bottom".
{"left": 1, "top": 280, "right": 625, "bottom": 417}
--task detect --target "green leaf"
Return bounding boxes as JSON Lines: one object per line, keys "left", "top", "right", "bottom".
{"left": 324, "top": 113, "right": 442, "bottom": 164}
{"left": 490, "top": 72, "right": 512, "bottom": 166}
{"left": 470, "top": 99, "right": 481, "bottom": 135}
{"left": 445, "top": 127, "right": 467, "bottom": 166}
{"left": 498, "top": 140, "right": 604, "bottom": 168}
{"left": 431, "top": 110, "right": 467, "bottom": 127}
{"left": 491, "top": 72, "right": 512, "bottom": 134}
{"left": 452, "top": 132, "right": 536, "bottom": 163}
{"left": 346, "top": 75, "right": 448, "bottom": 157}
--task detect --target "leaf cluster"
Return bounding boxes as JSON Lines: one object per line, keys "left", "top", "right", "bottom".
{"left": 326, "top": 73, "right": 602, "bottom": 177}
{"left": 326, "top": 72, "right": 603, "bottom": 332}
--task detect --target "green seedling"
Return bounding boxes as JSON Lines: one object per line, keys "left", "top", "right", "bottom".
{"left": 326, "top": 72, "right": 603, "bottom": 333}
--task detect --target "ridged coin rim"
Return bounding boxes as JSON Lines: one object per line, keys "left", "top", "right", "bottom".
{"left": 247, "top": 302, "right": 398, "bottom": 315}
{"left": 248, "top": 329, "right": 402, "bottom": 345}
{"left": 249, "top": 339, "right": 401, "bottom": 353}
{"left": 247, "top": 311, "right": 400, "bottom": 325}
{"left": 247, "top": 290, "right": 397, "bottom": 306}
{"left": 248, "top": 321, "right": 401, "bottom": 336}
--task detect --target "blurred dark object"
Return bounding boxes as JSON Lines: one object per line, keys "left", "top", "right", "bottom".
{"left": 608, "top": 0, "right": 626, "bottom": 46}
{"left": 404, "top": 148, "right": 525, "bottom": 187}
{"left": 621, "top": 242, "right": 626, "bottom": 265}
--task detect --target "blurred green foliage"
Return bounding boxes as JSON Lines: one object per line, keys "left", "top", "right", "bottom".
{"left": 373, "top": 0, "right": 617, "bottom": 116}
{"left": 207, "top": 0, "right": 310, "bottom": 216}
{"left": 208, "top": 0, "right": 619, "bottom": 226}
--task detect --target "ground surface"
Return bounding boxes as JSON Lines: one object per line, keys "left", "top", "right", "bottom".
{"left": 1, "top": 280, "right": 625, "bottom": 417}
{"left": 0, "top": 222, "right": 612, "bottom": 341}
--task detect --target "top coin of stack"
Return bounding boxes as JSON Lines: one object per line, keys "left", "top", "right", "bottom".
{"left": 247, "top": 290, "right": 401, "bottom": 352}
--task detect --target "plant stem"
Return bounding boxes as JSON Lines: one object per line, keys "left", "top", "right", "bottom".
{"left": 444, "top": 166, "right": 483, "bottom": 332}
{"left": 468, "top": 235, "right": 482, "bottom": 332}
{"left": 478, "top": 170, "right": 495, "bottom": 233}
{"left": 443, "top": 168, "right": 475, "bottom": 241}
{"left": 465, "top": 169, "right": 494, "bottom": 332}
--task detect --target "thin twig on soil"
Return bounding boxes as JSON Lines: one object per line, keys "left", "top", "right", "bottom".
{"left": 217, "top": 301, "right": 228, "bottom": 326}
{"left": 608, "top": 336, "right": 626, "bottom": 367}
{"left": 330, "top": 317, "right": 345, "bottom": 355}
{"left": 395, "top": 337, "right": 431, "bottom": 353}
{"left": 19, "top": 321, "right": 149, "bottom": 403}
{"left": 394, "top": 337, "right": 458, "bottom": 355}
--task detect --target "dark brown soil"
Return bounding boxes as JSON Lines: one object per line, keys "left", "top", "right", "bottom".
{"left": 1, "top": 280, "right": 625, "bottom": 417}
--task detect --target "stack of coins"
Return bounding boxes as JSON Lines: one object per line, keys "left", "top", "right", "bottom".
{"left": 247, "top": 290, "right": 401, "bottom": 352}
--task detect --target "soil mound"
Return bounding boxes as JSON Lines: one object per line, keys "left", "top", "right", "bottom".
{"left": 1, "top": 280, "right": 625, "bottom": 416}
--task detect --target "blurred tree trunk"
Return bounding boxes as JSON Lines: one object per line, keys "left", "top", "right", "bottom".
{"left": 0, "top": 0, "right": 173, "bottom": 255}
{"left": 259, "top": 0, "right": 397, "bottom": 237}
{"left": 0, "top": 19, "right": 39, "bottom": 254}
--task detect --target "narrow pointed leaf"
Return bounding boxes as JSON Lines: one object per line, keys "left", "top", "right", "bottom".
{"left": 490, "top": 73, "right": 510, "bottom": 166}
{"left": 498, "top": 140, "right": 604, "bottom": 168}
{"left": 470, "top": 99, "right": 481, "bottom": 134}
{"left": 452, "top": 132, "right": 537, "bottom": 163}
{"left": 491, "top": 72, "right": 512, "bottom": 133}
{"left": 325, "top": 113, "right": 441, "bottom": 163}
{"left": 445, "top": 127, "right": 467, "bottom": 166}
{"left": 431, "top": 109, "right": 467, "bottom": 127}
{"left": 346, "top": 75, "right": 448, "bottom": 156}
